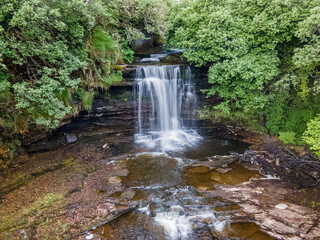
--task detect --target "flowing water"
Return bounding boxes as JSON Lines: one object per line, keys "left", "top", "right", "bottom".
{"left": 134, "top": 65, "right": 201, "bottom": 152}
{"left": 89, "top": 51, "right": 274, "bottom": 240}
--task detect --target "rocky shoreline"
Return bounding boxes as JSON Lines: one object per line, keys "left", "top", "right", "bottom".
{"left": 1, "top": 121, "right": 319, "bottom": 239}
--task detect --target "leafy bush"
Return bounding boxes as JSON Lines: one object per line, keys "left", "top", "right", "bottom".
{"left": 303, "top": 115, "right": 320, "bottom": 158}
{"left": 167, "top": 0, "right": 320, "bottom": 149}
{"left": 279, "top": 131, "right": 296, "bottom": 145}
{"left": 0, "top": 0, "right": 170, "bottom": 140}
{"left": 168, "top": 0, "right": 318, "bottom": 113}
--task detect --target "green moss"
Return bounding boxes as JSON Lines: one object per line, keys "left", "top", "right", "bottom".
{"left": 22, "top": 193, "right": 64, "bottom": 217}
{"left": 0, "top": 193, "right": 64, "bottom": 232}
{"left": 113, "top": 65, "right": 125, "bottom": 71}
{"left": 62, "top": 158, "right": 75, "bottom": 167}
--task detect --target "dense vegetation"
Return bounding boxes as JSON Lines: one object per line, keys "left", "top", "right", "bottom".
{"left": 0, "top": 0, "right": 168, "bottom": 157}
{"left": 167, "top": 0, "right": 320, "bottom": 157}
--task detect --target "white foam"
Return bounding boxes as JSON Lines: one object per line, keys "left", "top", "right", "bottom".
{"left": 155, "top": 212, "right": 192, "bottom": 240}
{"left": 154, "top": 208, "right": 225, "bottom": 240}
{"left": 137, "top": 204, "right": 151, "bottom": 215}
{"left": 139, "top": 54, "right": 169, "bottom": 62}
{"left": 260, "top": 174, "right": 281, "bottom": 180}
{"left": 85, "top": 234, "right": 94, "bottom": 240}
{"left": 213, "top": 220, "right": 227, "bottom": 232}
{"left": 135, "top": 130, "right": 202, "bottom": 152}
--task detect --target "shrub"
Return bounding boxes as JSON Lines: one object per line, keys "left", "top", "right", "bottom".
{"left": 303, "top": 115, "right": 320, "bottom": 158}
{"left": 279, "top": 131, "right": 296, "bottom": 145}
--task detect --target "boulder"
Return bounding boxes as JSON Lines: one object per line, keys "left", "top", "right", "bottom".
{"left": 66, "top": 133, "right": 77, "bottom": 144}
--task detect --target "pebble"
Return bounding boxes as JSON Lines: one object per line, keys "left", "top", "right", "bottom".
{"left": 275, "top": 203, "right": 288, "bottom": 210}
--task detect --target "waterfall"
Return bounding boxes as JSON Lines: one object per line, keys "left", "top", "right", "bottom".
{"left": 134, "top": 65, "right": 201, "bottom": 151}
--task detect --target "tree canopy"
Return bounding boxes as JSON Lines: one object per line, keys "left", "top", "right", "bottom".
{"left": 167, "top": 0, "right": 320, "bottom": 155}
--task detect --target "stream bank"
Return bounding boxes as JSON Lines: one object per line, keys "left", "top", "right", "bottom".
{"left": 0, "top": 49, "right": 319, "bottom": 240}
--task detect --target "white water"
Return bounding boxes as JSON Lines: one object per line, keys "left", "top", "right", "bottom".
{"left": 139, "top": 54, "right": 169, "bottom": 62}
{"left": 134, "top": 65, "right": 201, "bottom": 151}
{"left": 154, "top": 205, "right": 226, "bottom": 240}
{"left": 132, "top": 64, "right": 226, "bottom": 239}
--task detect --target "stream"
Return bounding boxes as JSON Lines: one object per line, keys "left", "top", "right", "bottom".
{"left": 85, "top": 51, "right": 274, "bottom": 240}
{"left": 1, "top": 47, "right": 319, "bottom": 240}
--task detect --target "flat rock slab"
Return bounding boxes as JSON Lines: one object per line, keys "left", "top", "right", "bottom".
{"left": 120, "top": 189, "right": 136, "bottom": 201}
{"left": 0, "top": 144, "right": 133, "bottom": 239}
{"left": 212, "top": 179, "right": 320, "bottom": 240}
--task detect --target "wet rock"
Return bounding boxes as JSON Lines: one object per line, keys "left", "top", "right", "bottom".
{"left": 205, "top": 155, "right": 242, "bottom": 168}
{"left": 112, "top": 168, "right": 129, "bottom": 177}
{"left": 120, "top": 190, "right": 135, "bottom": 201}
{"left": 132, "top": 33, "right": 153, "bottom": 52}
{"left": 66, "top": 133, "right": 77, "bottom": 144}
{"left": 103, "top": 143, "right": 109, "bottom": 149}
{"left": 191, "top": 219, "right": 208, "bottom": 229}
{"left": 122, "top": 66, "right": 136, "bottom": 78}
{"left": 107, "top": 177, "right": 121, "bottom": 184}
{"left": 242, "top": 162, "right": 260, "bottom": 171}
{"left": 216, "top": 168, "right": 232, "bottom": 174}
{"left": 241, "top": 149, "right": 320, "bottom": 188}
{"left": 96, "top": 189, "right": 107, "bottom": 195}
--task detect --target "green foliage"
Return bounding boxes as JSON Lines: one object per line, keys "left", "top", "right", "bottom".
{"left": 91, "top": 27, "right": 118, "bottom": 58}
{"left": 294, "top": 7, "right": 320, "bottom": 72}
{"left": 0, "top": 0, "right": 169, "bottom": 139}
{"left": 121, "top": 41, "right": 134, "bottom": 63}
{"left": 303, "top": 115, "right": 320, "bottom": 157}
{"left": 168, "top": 0, "right": 320, "bottom": 154}
{"left": 279, "top": 131, "right": 296, "bottom": 145}
{"left": 81, "top": 91, "right": 94, "bottom": 111}
{"left": 1, "top": 0, "right": 93, "bottom": 128}
{"left": 207, "top": 52, "right": 280, "bottom": 113}
{"left": 199, "top": 106, "right": 266, "bottom": 132}
{"left": 168, "top": 0, "right": 319, "bottom": 113}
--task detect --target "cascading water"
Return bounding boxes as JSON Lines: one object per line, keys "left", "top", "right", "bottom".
{"left": 89, "top": 53, "right": 264, "bottom": 240}
{"left": 134, "top": 65, "right": 201, "bottom": 151}
{"left": 139, "top": 53, "right": 169, "bottom": 62}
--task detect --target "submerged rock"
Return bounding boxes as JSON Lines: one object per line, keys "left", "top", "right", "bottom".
{"left": 216, "top": 168, "right": 233, "bottom": 174}
{"left": 205, "top": 155, "right": 242, "bottom": 168}
{"left": 120, "top": 190, "right": 135, "bottom": 201}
